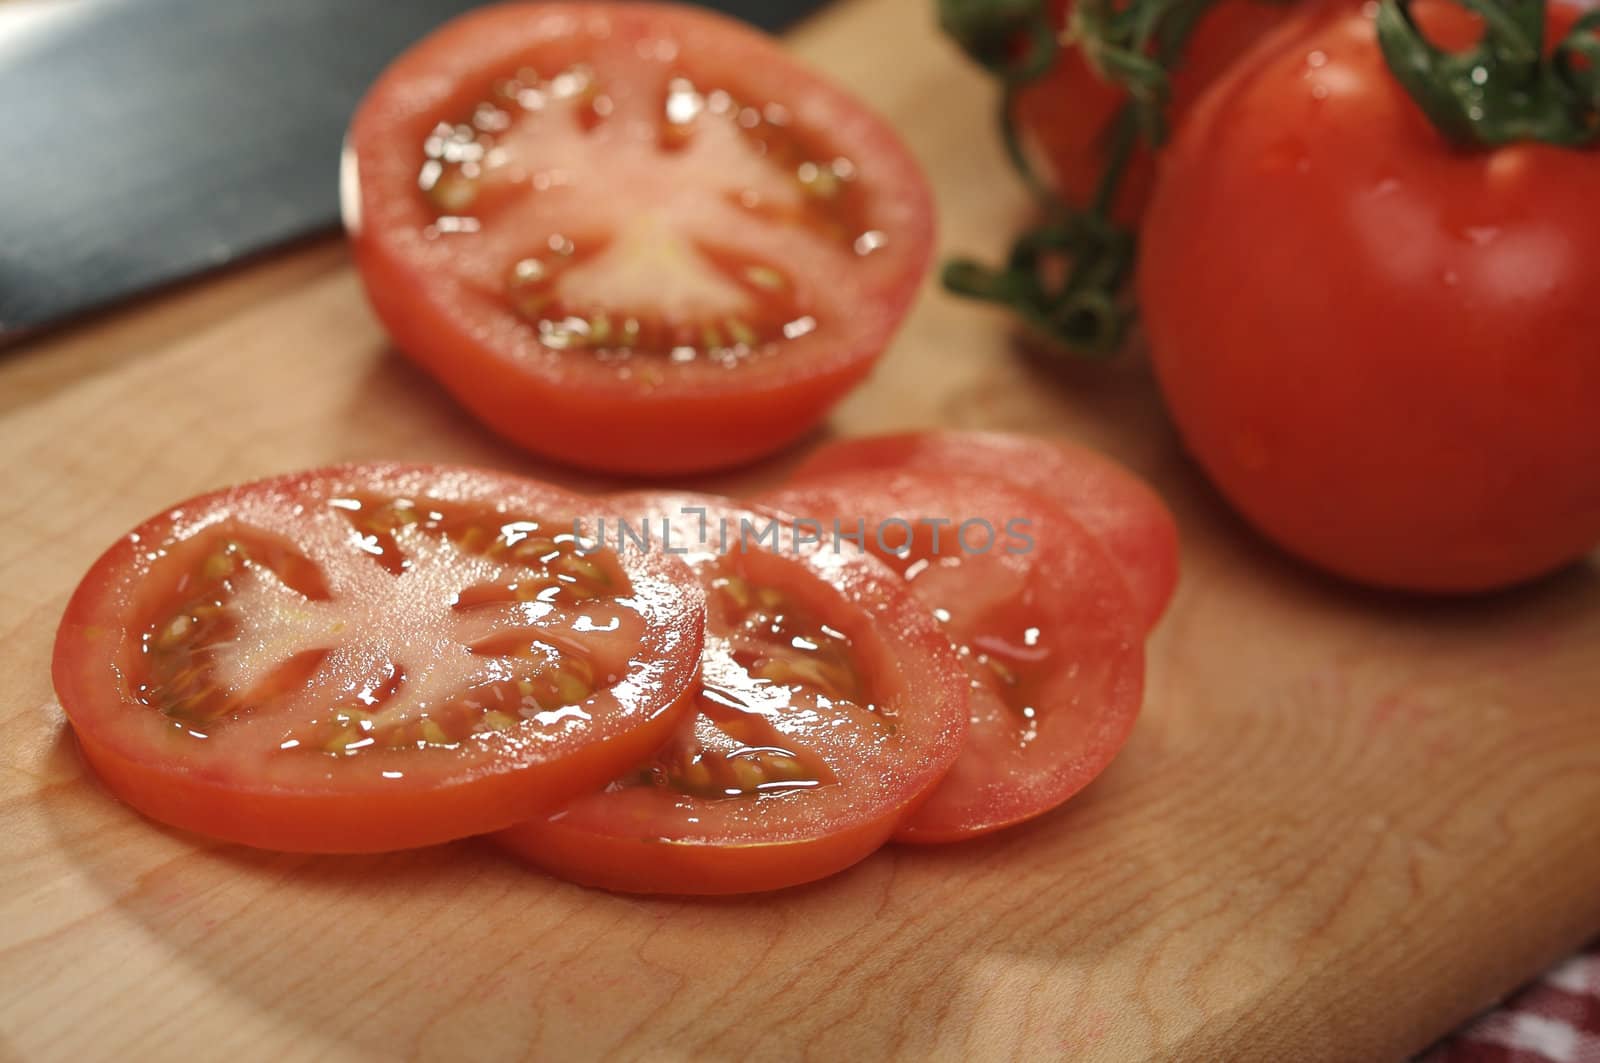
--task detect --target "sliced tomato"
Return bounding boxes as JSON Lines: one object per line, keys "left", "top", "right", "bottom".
{"left": 345, "top": 2, "right": 935, "bottom": 476}
{"left": 52, "top": 464, "right": 704, "bottom": 853}
{"left": 496, "top": 493, "right": 969, "bottom": 893}
{"left": 763, "top": 471, "right": 1144, "bottom": 842}
{"left": 788, "top": 431, "right": 1179, "bottom": 631}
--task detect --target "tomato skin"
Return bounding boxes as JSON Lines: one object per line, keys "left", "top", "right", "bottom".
{"left": 1138, "top": 2, "right": 1600, "bottom": 591}
{"left": 346, "top": 2, "right": 935, "bottom": 476}
{"left": 1012, "top": 0, "right": 1291, "bottom": 224}
{"left": 497, "top": 494, "right": 970, "bottom": 894}
{"left": 66, "top": 721, "right": 691, "bottom": 856}
{"left": 788, "top": 431, "right": 1179, "bottom": 630}
{"left": 505, "top": 812, "right": 899, "bottom": 895}
{"left": 53, "top": 464, "right": 705, "bottom": 853}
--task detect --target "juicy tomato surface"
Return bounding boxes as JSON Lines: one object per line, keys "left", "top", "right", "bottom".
{"left": 788, "top": 431, "right": 1180, "bottom": 630}
{"left": 1139, "top": 0, "right": 1600, "bottom": 591}
{"left": 346, "top": 2, "right": 935, "bottom": 476}
{"left": 1012, "top": 0, "right": 1290, "bottom": 224}
{"left": 763, "top": 471, "right": 1144, "bottom": 842}
{"left": 497, "top": 493, "right": 969, "bottom": 893}
{"left": 52, "top": 464, "right": 704, "bottom": 853}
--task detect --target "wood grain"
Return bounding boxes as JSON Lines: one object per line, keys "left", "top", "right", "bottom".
{"left": 3, "top": 0, "right": 1599, "bottom": 1059}
{"left": 0, "top": 239, "right": 348, "bottom": 414}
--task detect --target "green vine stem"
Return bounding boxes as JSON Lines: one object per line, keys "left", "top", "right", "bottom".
{"left": 938, "top": 0, "right": 1064, "bottom": 80}
{"left": 936, "top": 0, "right": 1220, "bottom": 353}
{"left": 1377, "top": 0, "right": 1600, "bottom": 146}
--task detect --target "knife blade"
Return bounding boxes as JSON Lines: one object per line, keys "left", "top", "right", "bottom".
{"left": 0, "top": 0, "right": 829, "bottom": 342}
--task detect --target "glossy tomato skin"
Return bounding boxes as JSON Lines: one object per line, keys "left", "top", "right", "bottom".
{"left": 497, "top": 494, "right": 970, "bottom": 894}
{"left": 1138, "top": 3, "right": 1600, "bottom": 591}
{"left": 347, "top": 3, "right": 935, "bottom": 476}
{"left": 788, "top": 431, "right": 1180, "bottom": 630}
{"left": 1012, "top": 0, "right": 1290, "bottom": 224}
{"left": 510, "top": 813, "right": 898, "bottom": 895}
{"left": 53, "top": 464, "right": 705, "bottom": 853}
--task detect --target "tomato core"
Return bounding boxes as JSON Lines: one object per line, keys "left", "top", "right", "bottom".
{"left": 412, "top": 61, "right": 886, "bottom": 365}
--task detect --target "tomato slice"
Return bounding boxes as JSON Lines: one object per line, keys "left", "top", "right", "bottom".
{"left": 495, "top": 493, "right": 969, "bottom": 893}
{"left": 762, "top": 471, "right": 1144, "bottom": 842}
{"left": 788, "top": 431, "right": 1180, "bottom": 631}
{"left": 52, "top": 464, "right": 704, "bottom": 853}
{"left": 345, "top": 2, "right": 935, "bottom": 476}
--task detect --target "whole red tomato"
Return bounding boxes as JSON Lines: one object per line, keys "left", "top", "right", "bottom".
{"left": 1138, "top": 1, "right": 1600, "bottom": 591}
{"left": 1012, "top": 0, "right": 1292, "bottom": 224}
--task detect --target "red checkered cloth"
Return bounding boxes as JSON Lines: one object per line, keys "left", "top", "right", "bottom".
{"left": 1420, "top": 943, "right": 1600, "bottom": 1063}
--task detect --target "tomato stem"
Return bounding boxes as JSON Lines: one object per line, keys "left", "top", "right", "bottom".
{"left": 1377, "top": 0, "right": 1600, "bottom": 146}
{"left": 938, "top": 0, "right": 1062, "bottom": 80}
{"left": 936, "top": 0, "right": 1223, "bottom": 354}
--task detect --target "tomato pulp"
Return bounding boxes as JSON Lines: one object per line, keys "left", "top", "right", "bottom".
{"left": 497, "top": 493, "right": 969, "bottom": 892}
{"left": 346, "top": 2, "right": 936, "bottom": 475}
{"left": 764, "top": 470, "right": 1145, "bottom": 841}
{"left": 788, "top": 431, "right": 1180, "bottom": 630}
{"left": 53, "top": 464, "right": 704, "bottom": 852}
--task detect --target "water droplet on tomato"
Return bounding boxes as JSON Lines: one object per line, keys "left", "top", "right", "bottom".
{"left": 854, "top": 230, "right": 887, "bottom": 256}
{"left": 665, "top": 78, "right": 703, "bottom": 125}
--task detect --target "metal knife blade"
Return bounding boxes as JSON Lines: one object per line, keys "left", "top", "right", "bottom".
{"left": 0, "top": 0, "right": 829, "bottom": 342}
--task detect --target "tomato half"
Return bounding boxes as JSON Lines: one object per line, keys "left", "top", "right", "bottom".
{"left": 52, "top": 464, "right": 704, "bottom": 853}
{"left": 496, "top": 493, "right": 969, "bottom": 893}
{"left": 788, "top": 431, "right": 1180, "bottom": 630}
{"left": 1138, "top": 0, "right": 1600, "bottom": 591}
{"left": 763, "top": 470, "right": 1144, "bottom": 842}
{"left": 1011, "top": 0, "right": 1291, "bottom": 225}
{"left": 346, "top": 2, "right": 935, "bottom": 475}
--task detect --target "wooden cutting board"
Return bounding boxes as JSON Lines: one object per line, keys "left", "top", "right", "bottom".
{"left": 3, "top": 0, "right": 1598, "bottom": 1058}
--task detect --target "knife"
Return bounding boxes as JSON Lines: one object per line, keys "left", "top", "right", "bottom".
{"left": 0, "top": 0, "right": 829, "bottom": 343}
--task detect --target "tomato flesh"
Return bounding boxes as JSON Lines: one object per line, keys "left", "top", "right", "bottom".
{"left": 347, "top": 3, "right": 935, "bottom": 474}
{"left": 788, "top": 431, "right": 1180, "bottom": 631}
{"left": 416, "top": 64, "right": 865, "bottom": 360}
{"left": 763, "top": 471, "right": 1145, "bottom": 842}
{"left": 496, "top": 493, "right": 970, "bottom": 893}
{"left": 53, "top": 464, "right": 704, "bottom": 853}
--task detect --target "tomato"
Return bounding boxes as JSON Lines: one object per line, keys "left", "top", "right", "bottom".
{"left": 788, "top": 431, "right": 1179, "bottom": 630}
{"left": 763, "top": 470, "right": 1144, "bottom": 842}
{"left": 345, "top": 2, "right": 935, "bottom": 476}
{"left": 52, "top": 464, "right": 705, "bottom": 853}
{"left": 1011, "top": 0, "right": 1291, "bottom": 224}
{"left": 496, "top": 493, "right": 969, "bottom": 893}
{"left": 1138, "top": 1, "right": 1600, "bottom": 591}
